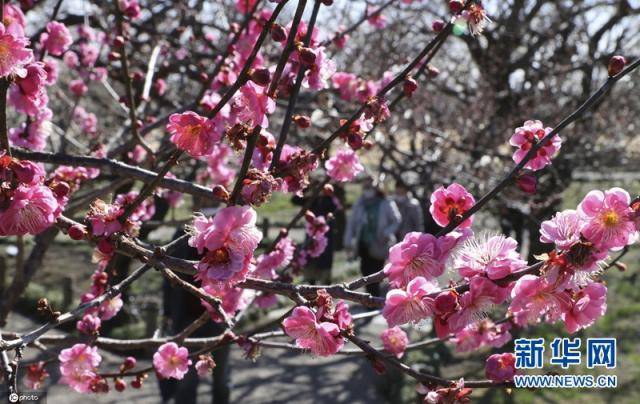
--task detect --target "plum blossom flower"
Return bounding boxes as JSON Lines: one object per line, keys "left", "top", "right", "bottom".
{"left": 189, "top": 206, "right": 262, "bottom": 286}
{"left": 485, "top": 353, "right": 516, "bottom": 382}
{"left": 24, "top": 362, "right": 49, "bottom": 390}
{"left": 233, "top": 82, "right": 275, "bottom": 127}
{"left": 41, "top": 21, "right": 72, "bottom": 56}
{"left": 58, "top": 344, "right": 102, "bottom": 393}
{"left": 86, "top": 199, "right": 124, "bottom": 236}
{"left": 429, "top": 183, "right": 475, "bottom": 229}
{"left": 9, "top": 61, "right": 48, "bottom": 115}
{"left": 563, "top": 282, "right": 607, "bottom": 334}
{"left": 324, "top": 148, "right": 364, "bottom": 182}
{"left": 254, "top": 237, "right": 295, "bottom": 279}
{"left": 304, "top": 47, "right": 335, "bottom": 90}
{"left": 168, "top": 111, "right": 221, "bottom": 157}
{"left": 509, "top": 120, "right": 561, "bottom": 171}
{"left": 99, "top": 294, "right": 123, "bottom": 320}
{"left": 282, "top": 306, "right": 344, "bottom": 356}
{"left": 540, "top": 209, "right": 585, "bottom": 250}
{"left": 384, "top": 232, "right": 453, "bottom": 288}
{"left": 453, "top": 319, "right": 512, "bottom": 353}
{"left": 0, "top": 184, "right": 59, "bottom": 236}
{"left": 448, "top": 277, "right": 511, "bottom": 332}
{"left": 577, "top": 187, "right": 637, "bottom": 250}
{"left": 380, "top": 326, "right": 409, "bottom": 358}
{"left": 9, "top": 109, "right": 52, "bottom": 151}
{"left": 153, "top": 342, "right": 192, "bottom": 380}
{"left": 200, "top": 284, "right": 255, "bottom": 322}
{"left": 462, "top": 3, "right": 491, "bottom": 36}
{"left": 205, "top": 144, "right": 234, "bottom": 186}
{"left": 509, "top": 274, "right": 572, "bottom": 326}
{"left": 195, "top": 355, "right": 216, "bottom": 377}
{"left": 455, "top": 234, "right": 526, "bottom": 280}
{"left": 0, "top": 24, "right": 32, "bottom": 78}
{"left": 383, "top": 276, "right": 438, "bottom": 327}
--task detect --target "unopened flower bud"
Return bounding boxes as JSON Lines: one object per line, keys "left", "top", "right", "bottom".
{"left": 113, "top": 36, "right": 125, "bottom": 48}
{"left": 449, "top": 0, "right": 464, "bottom": 14}
{"left": 323, "top": 184, "right": 334, "bottom": 196}
{"left": 271, "top": 24, "right": 287, "bottom": 42}
{"left": 52, "top": 181, "right": 71, "bottom": 198}
{"left": 427, "top": 65, "right": 440, "bottom": 78}
{"left": 298, "top": 47, "right": 317, "bottom": 65}
{"left": 115, "top": 378, "right": 126, "bottom": 392}
{"left": 608, "top": 55, "right": 626, "bottom": 77}
{"left": 123, "top": 356, "right": 137, "bottom": 370}
{"left": 434, "top": 291, "right": 457, "bottom": 314}
{"left": 320, "top": 0, "right": 333, "bottom": 5}
{"left": 97, "top": 239, "right": 115, "bottom": 255}
{"left": 131, "top": 377, "right": 142, "bottom": 389}
{"left": 432, "top": 20, "right": 445, "bottom": 32}
{"left": 403, "top": 77, "right": 418, "bottom": 96}
{"left": 293, "top": 115, "right": 311, "bottom": 128}
{"left": 68, "top": 224, "right": 87, "bottom": 240}
{"left": 250, "top": 68, "right": 271, "bottom": 86}
{"left": 347, "top": 132, "right": 363, "bottom": 150}
{"left": 304, "top": 210, "right": 316, "bottom": 222}
{"left": 516, "top": 173, "right": 537, "bottom": 194}
{"left": 108, "top": 51, "right": 121, "bottom": 62}
{"left": 212, "top": 185, "right": 230, "bottom": 202}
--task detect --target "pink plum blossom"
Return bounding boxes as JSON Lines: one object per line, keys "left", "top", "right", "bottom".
{"left": 0, "top": 24, "right": 32, "bottom": 78}
{"left": 429, "top": 183, "right": 475, "bottom": 229}
{"left": 86, "top": 199, "right": 124, "bottom": 236}
{"left": 282, "top": 306, "right": 344, "bottom": 356}
{"left": 41, "top": 21, "right": 72, "bottom": 56}
{"left": 384, "top": 232, "right": 452, "bottom": 288}
{"left": 380, "top": 326, "right": 409, "bottom": 358}
{"left": 254, "top": 237, "right": 295, "bottom": 279}
{"left": 485, "top": 353, "right": 516, "bottom": 382}
{"left": 563, "top": 282, "right": 607, "bottom": 334}
{"left": 0, "top": 184, "right": 59, "bottom": 236}
{"left": 324, "top": 148, "right": 364, "bottom": 182}
{"left": 168, "top": 111, "right": 221, "bottom": 157}
{"left": 509, "top": 120, "right": 561, "bottom": 171}
{"left": 577, "top": 187, "right": 637, "bottom": 250}
{"left": 509, "top": 274, "right": 572, "bottom": 327}
{"left": 452, "top": 319, "right": 512, "bottom": 353}
{"left": 540, "top": 209, "right": 585, "bottom": 250}
{"left": 153, "top": 342, "right": 192, "bottom": 380}
{"left": 58, "top": 343, "right": 102, "bottom": 393}
{"left": 233, "top": 82, "right": 275, "bottom": 127}
{"left": 189, "top": 206, "right": 262, "bottom": 286}
{"left": 382, "top": 276, "right": 438, "bottom": 327}
{"left": 9, "top": 61, "right": 48, "bottom": 116}
{"left": 455, "top": 234, "right": 526, "bottom": 280}
{"left": 448, "top": 277, "right": 511, "bottom": 332}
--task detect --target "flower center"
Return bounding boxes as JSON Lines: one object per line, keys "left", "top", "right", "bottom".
{"left": 185, "top": 124, "right": 203, "bottom": 138}
{"left": 205, "top": 247, "right": 230, "bottom": 265}
{"left": 601, "top": 210, "right": 620, "bottom": 227}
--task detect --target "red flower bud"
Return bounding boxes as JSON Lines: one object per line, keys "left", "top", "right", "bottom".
{"left": 427, "top": 65, "right": 440, "bottom": 78}
{"left": 293, "top": 115, "right": 311, "bottom": 128}
{"left": 434, "top": 291, "right": 458, "bottom": 314}
{"left": 131, "top": 377, "right": 142, "bottom": 389}
{"left": 68, "top": 224, "right": 87, "bottom": 241}
{"left": 115, "top": 378, "right": 126, "bottom": 392}
{"left": 304, "top": 210, "right": 316, "bottom": 222}
{"left": 347, "top": 132, "right": 363, "bottom": 150}
{"left": 323, "top": 184, "right": 334, "bottom": 196}
{"left": 403, "top": 77, "right": 418, "bottom": 96}
{"left": 52, "top": 181, "right": 70, "bottom": 198}
{"left": 298, "top": 47, "right": 317, "bottom": 65}
{"left": 516, "top": 173, "right": 537, "bottom": 194}
{"left": 132, "top": 71, "right": 144, "bottom": 81}
{"left": 123, "top": 356, "right": 137, "bottom": 370}
{"left": 449, "top": 0, "right": 464, "bottom": 14}
{"left": 250, "top": 68, "right": 271, "bottom": 87}
{"left": 271, "top": 24, "right": 287, "bottom": 42}
{"left": 432, "top": 20, "right": 445, "bottom": 32}
{"left": 608, "top": 55, "right": 626, "bottom": 77}
{"left": 97, "top": 239, "right": 115, "bottom": 255}
{"left": 320, "top": 0, "right": 333, "bottom": 5}
{"left": 108, "top": 51, "right": 121, "bottom": 62}
{"left": 113, "top": 36, "right": 125, "bottom": 48}
{"left": 212, "top": 185, "right": 230, "bottom": 202}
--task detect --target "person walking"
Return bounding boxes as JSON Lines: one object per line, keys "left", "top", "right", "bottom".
{"left": 344, "top": 177, "right": 401, "bottom": 297}
{"left": 393, "top": 179, "right": 424, "bottom": 239}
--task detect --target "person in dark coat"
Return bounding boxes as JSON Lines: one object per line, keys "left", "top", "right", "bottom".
{"left": 292, "top": 183, "right": 343, "bottom": 284}
{"left": 159, "top": 227, "right": 231, "bottom": 404}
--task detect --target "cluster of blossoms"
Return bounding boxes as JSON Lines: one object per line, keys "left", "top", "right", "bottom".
{"left": 0, "top": 154, "right": 66, "bottom": 236}
{"left": 303, "top": 211, "right": 331, "bottom": 258}
{"left": 283, "top": 290, "right": 352, "bottom": 356}
{"left": 75, "top": 263, "right": 124, "bottom": 336}
{"left": 84, "top": 192, "right": 154, "bottom": 239}
{"left": 324, "top": 147, "right": 364, "bottom": 182}
{"left": 58, "top": 343, "right": 103, "bottom": 393}
{"left": 188, "top": 206, "right": 262, "bottom": 289}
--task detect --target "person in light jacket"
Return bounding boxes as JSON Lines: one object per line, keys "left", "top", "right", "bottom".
{"left": 344, "top": 178, "right": 401, "bottom": 297}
